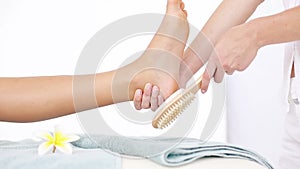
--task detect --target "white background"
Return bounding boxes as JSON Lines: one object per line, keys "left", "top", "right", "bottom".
{"left": 0, "top": 0, "right": 285, "bottom": 166}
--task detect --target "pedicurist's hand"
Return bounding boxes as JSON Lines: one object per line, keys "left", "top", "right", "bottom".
{"left": 201, "top": 23, "right": 261, "bottom": 93}
{"left": 133, "top": 83, "right": 164, "bottom": 111}
{"left": 218, "top": 24, "right": 261, "bottom": 74}
{"left": 200, "top": 52, "right": 225, "bottom": 93}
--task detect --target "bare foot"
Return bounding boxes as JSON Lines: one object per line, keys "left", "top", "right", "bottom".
{"left": 128, "top": 0, "right": 189, "bottom": 102}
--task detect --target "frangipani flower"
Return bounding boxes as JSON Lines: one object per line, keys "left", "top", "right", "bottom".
{"left": 37, "top": 126, "right": 80, "bottom": 155}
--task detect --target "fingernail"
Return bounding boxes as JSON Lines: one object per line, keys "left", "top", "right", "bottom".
{"left": 153, "top": 86, "right": 159, "bottom": 91}
{"left": 201, "top": 90, "right": 206, "bottom": 94}
{"left": 146, "top": 83, "right": 152, "bottom": 89}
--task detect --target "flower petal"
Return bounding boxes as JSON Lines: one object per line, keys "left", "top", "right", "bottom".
{"left": 38, "top": 142, "right": 53, "bottom": 155}
{"left": 55, "top": 143, "right": 73, "bottom": 154}
{"left": 54, "top": 132, "right": 80, "bottom": 143}
{"left": 54, "top": 131, "right": 65, "bottom": 142}
{"left": 36, "top": 132, "right": 54, "bottom": 142}
{"left": 54, "top": 125, "right": 64, "bottom": 133}
{"left": 63, "top": 134, "right": 80, "bottom": 143}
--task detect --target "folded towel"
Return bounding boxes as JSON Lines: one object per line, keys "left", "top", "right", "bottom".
{"left": 0, "top": 135, "right": 273, "bottom": 169}
{"left": 0, "top": 139, "right": 121, "bottom": 169}
{"left": 72, "top": 135, "right": 274, "bottom": 169}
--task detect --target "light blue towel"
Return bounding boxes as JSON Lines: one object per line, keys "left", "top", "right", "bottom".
{"left": 0, "top": 139, "right": 121, "bottom": 169}
{"left": 0, "top": 135, "right": 274, "bottom": 169}
{"left": 72, "top": 135, "right": 274, "bottom": 169}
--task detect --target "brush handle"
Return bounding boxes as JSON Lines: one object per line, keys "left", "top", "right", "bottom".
{"left": 185, "top": 76, "right": 202, "bottom": 94}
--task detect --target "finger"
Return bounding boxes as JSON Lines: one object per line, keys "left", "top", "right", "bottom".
{"left": 133, "top": 89, "right": 142, "bottom": 110}
{"left": 225, "top": 70, "right": 234, "bottom": 75}
{"left": 213, "top": 59, "right": 225, "bottom": 83}
{"left": 201, "top": 62, "right": 216, "bottom": 93}
{"left": 158, "top": 95, "right": 164, "bottom": 106}
{"left": 201, "top": 70, "right": 211, "bottom": 94}
{"left": 141, "top": 83, "right": 152, "bottom": 109}
{"left": 214, "top": 67, "right": 225, "bottom": 83}
{"left": 222, "top": 63, "right": 235, "bottom": 75}
{"left": 150, "top": 86, "right": 160, "bottom": 111}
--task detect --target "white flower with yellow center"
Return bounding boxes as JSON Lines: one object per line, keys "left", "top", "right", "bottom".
{"left": 37, "top": 126, "right": 80, "bottom": 155}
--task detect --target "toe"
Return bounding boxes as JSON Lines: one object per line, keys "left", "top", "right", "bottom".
{"left": 167, "top": 0, "right": 180, "bottom": 12}
{"left": 166, "top": 0, "right": 187, "bottom": 19}
{"left": 150, "top": 86, "right": 159, "bottom": 111}
{"left": 141, "top": 83, "right": 152, "bottom": 109}
{"left": 133, "top": 89, "right": 142, "bottom": 110}
{"left": 183, "top": 10, "right": 188, "bottom": 17}
{"left": 180, "top": 2, "right": 185, "bottom": 10}
{"left": 180, "top": 2, "right": 188, "bottom": 17}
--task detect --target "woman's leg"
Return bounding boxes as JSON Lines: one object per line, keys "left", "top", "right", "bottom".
{"left": 0, "top": 0, "right": 189, "bottom": 122}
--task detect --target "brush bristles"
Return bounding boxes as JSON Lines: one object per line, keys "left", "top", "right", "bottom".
{"left": 156, "top": 92, "right": 195, "bottom": 129}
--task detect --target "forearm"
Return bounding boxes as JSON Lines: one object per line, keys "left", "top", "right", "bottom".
{"left": 202, "top": 0, "right": 263, "bottom": 44}
{"left": 250, "top": 5, "right": 300, "bottom": 47}
{"left": 181, "top": 0, "right": 263, "bottom": 82}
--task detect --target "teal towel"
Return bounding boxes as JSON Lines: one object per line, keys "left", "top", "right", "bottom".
{"left": 0, "top": 135, "right": 273, "bottom": 169}
{"left": 72, "top": 135, "right": 274, "bottom": 169}
{"left": 0, "top": 139, "right": 121, "bottom": 169}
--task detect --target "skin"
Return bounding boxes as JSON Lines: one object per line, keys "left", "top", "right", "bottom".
{"left": 134, "top": 0, "right": 264, "bottom": 110}
{"left": 135, "top": 1, "right": 300, "bottom": 109}
{"left": 133, "top": 84, "right": 164, "bottom": 111}
{"left": 0, "top": 0, "right": 189, "bottom": 122}
{"left": 182, "top": 0, "right": 264, "bottom": 90}
{"left": 217, "top": 6, "right": 300, "bottom": 75}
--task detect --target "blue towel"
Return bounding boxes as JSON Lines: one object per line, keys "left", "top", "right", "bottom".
{"left": 0, "top": 139, "right": 121, "bottom": 169}
{"left": 72, "top": 135, "right": 274, "bottom": 169}
{"left": 0, "top": 135, "right": 274, "bottom": 169}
